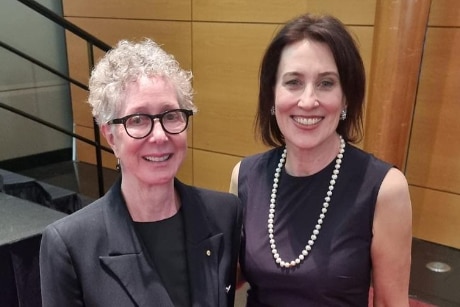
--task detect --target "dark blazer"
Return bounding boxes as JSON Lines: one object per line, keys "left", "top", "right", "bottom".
{"left": 39, "top": 178, "right": 242, "bottom": 307}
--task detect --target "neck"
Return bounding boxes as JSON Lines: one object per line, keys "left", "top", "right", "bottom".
{"left": 284, "top": 134, "right": 342, "bottom": 176}
{"left": 121, "top": 178, "right": 180, "bottom": 222}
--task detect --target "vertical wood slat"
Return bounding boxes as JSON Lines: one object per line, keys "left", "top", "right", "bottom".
{"left": 363, "top": 0, "right": 431, "bottom": 170}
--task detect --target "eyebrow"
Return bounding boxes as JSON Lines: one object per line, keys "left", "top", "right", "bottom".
{"left": 281, "top": 71, "right": 339, "bottom": 78}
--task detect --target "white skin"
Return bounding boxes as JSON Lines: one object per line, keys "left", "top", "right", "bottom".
{"left": 230, "top": 39, "right": 412, "bottom": 306}
{"left": 101, "top": 75, "right": 187, "bottom": 222}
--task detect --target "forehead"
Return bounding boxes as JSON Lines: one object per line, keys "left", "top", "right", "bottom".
{"left": 278, "top": 39, "right": 337, "bottom": 74}
{"left": 121, "top": 75, "right": 179, "bottom": 112}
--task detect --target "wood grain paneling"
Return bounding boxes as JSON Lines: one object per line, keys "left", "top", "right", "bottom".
{"left": 63, "top": 0, "right": 191, "bottom": 21}
{"left": 176, "top": 149, "right": 193, "bottom": 185}
{"left": 428, "top": 0, "right": 460, "bottom": 26}
{"left": 193, "top": 149, "right": 242, "bottom": 192}
{"left": 70, "top": 85, "right": 92, "bottom": 128}
{"left": 349, "top": 27, "right": 374, "bottom": 74}
{"left": 193, "top": 0, "right": 307, "bottom": 23}
{"left": 75, "top": 125, "right": 116, "bottom": 169}
{"left": 65, "top": 31, "right": 94, "bottom": 84}
{"left": 65, "top": 18, "right": 192, "bottom": 70}
{"left": 192, "top": 22, "right": 274, "bottom": 157}
{"left": 406, "top": 28, "right": 460, "bottom": 194}
{"left": 411, "top": 186, "right": 460, "bottom": 249}
{"left": 306, "top": 0, "right": 376, "bottom": 24}
{"left": 193, "top": 0, "right": 376, "bottom": 24}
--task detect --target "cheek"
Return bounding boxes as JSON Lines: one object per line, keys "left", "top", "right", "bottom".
{"left": 274, "top": 87, "right": 291, "bottom": 107}
{"left": 176, "top": 135, "right": 188, "bottom": 151}
{"left": 115, "top": 135, "right": 141, "bottom": 158}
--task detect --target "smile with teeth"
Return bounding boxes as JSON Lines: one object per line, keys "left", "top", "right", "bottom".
{"left": 292, "top": 116, "right": 322, "bottom": 126}
{"left": 144, "top": 154, "right": 171, "bottom": 162}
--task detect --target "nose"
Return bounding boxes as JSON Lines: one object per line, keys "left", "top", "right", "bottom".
{"left": 297, "top": 84, "right": 319, "bottom": 109}
{"left": 148, "top": 119, "right": 168, "bottom": 142}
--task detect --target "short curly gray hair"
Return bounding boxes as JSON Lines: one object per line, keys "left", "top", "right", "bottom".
{"left": 88, "top": 38, "right": 196, "bottom": 125}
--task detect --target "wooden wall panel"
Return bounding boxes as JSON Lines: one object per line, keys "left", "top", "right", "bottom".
{"left": 406, "top": 28, "right": 460, "bottom": 194}
{"left": 349, "top": 27, "right": 374, "bottom": 73}
{"left": 65, "top": 31, "right": 93, "bottom": 84}
{"left": 193, "top": 149, "right": 241, "bottom": 192}
{"left": 176, "top": 149, "right": 193, "bottom": 185}
{"left": 192, "top": 22, "right": 274, "bottom": 157}
{"left": 193, "top": 0, "right": 376, "bottom": 24}
{"left": 75, "top": 125, "right": 116, "bottom": 169}
{"left": 306, "top": 0, "right": 376, "bottom": 24}
{"left": 70, "top": 86, "right": 92, "bottom": 128}
{"left": 63, "top": 0, "right": 191, "bottom": 20}
{"left": 411, "top": 186, "right": 460, "bottom": 249}
{"left": 193, "top": 0, "right": 307, "bottom": 22}
{"left": 428, "top": 0, "right": 460, "bottom": 26}
{"left": 65, "top": 18, "right": 192, "bottom": 70}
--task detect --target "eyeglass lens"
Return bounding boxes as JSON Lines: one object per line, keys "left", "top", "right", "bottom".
{"left": 125, "top": 110, "right": 189, "bottom": 138}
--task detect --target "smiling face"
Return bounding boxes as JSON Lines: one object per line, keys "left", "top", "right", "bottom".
{"left": 274, "top": 39, "right": 345, "bottom": 151}
{"left": 101, "top": 75, "right": 187, "bottom": 188}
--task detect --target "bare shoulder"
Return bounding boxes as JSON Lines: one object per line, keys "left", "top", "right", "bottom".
{"left": 378, "top": 167, "right": 411, "bottom": 208}
{"left": 373, "top": 167, "right": 412, "bottom": 233}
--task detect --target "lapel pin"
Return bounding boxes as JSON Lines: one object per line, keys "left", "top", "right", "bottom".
{"left": 206, "top": 250, "right": 211, "bottom": 256}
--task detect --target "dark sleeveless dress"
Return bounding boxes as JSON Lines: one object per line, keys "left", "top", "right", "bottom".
{"left": 238, "top": 143, "right": 392, "bottom": 306}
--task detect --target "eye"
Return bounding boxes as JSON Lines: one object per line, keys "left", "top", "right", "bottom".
{"left": 317, "top": 79, "right": 336, "bottom": 90}
{"left": 126, "top": 114, "right": 149, "bottom": 126}
{"left": 163, "top": 111, "right": 182, "bottom": 122}
{"left": 284, "top": 78, "right": 303, "bottom": 88}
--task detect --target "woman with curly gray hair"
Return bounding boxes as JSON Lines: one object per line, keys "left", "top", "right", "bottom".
{"left": 40, "top": 39, "right": 242, "bottom": 307}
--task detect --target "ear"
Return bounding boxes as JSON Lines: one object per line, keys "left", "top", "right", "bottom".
{"left": 100, "top": 124, "right": 119, "bottom": 157}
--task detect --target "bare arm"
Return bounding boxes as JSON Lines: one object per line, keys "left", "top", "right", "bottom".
{"left": 371, "top": 168, "right": 412, "bottom": 307}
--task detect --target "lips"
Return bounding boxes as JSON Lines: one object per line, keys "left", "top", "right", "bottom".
{"left": 144, "top": 154, "right": 171, "bottom": 162}
{"left": 292, "top": 116, "right": 322, "bottom": 126}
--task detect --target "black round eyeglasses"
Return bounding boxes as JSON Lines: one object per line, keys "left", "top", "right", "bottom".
{"left": 107, "top": 109, "right": 193, "bottom": 139}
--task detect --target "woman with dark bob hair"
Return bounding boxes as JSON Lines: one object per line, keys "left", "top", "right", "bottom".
{"left": 230, "top": 13, "right": 412, "bottom": 306}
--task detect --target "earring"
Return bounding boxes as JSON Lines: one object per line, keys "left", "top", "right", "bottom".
{"left": 270, "top": 106, "right": 275, "bottom": 115}
{"left": 340, "top": 109, "right": 347, "bottom": 121}
{"left": 116, "top": 158, "right": 121, "bottom": 172}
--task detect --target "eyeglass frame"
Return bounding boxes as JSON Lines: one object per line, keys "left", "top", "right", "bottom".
{"left": 107, "top": 108, "right": 193, "bottom": 139}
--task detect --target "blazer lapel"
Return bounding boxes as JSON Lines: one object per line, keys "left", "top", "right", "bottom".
{"left": 100, "top": 253, "right": 173, "bottom": 306}
{"left": 98, "top": 180, "right": 174, "bottom": 307}
{"left": 176, "top": 180, "right": 223, "bottom": 307}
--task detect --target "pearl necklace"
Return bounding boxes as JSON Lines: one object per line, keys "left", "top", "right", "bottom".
{"left": 268, "top": 136, "right": 345, "bottom": 268}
